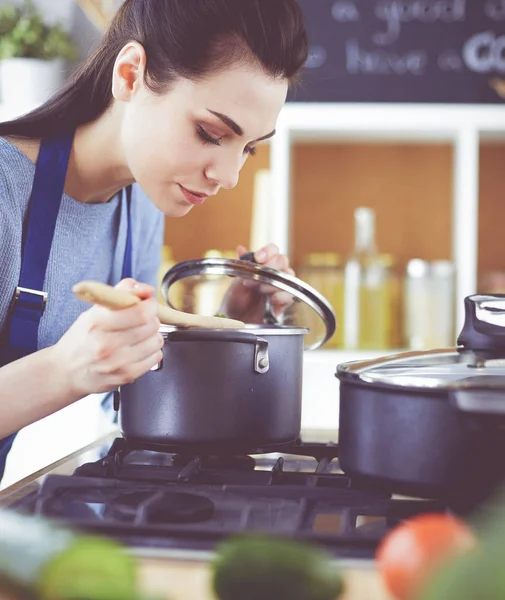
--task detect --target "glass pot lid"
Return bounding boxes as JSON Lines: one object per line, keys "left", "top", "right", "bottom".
{"left": 337, "top": 294, "right": 505, "bottom": 392}
{"left": 160, "top": 256, "right": 336, "bottom": 350}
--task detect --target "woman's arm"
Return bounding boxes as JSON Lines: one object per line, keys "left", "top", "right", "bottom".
{"left": 0, "top": 345, "right": 80, "bottom": 439}
{"left": 0, "top": 279, "right": 163, "bottom": 439}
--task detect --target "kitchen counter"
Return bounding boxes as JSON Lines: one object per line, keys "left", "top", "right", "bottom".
{"left": 136, "top": 556, "right": 392, "bottom": 600}
{"left": 0, "top": 431, "right": 393, "bottom": 600}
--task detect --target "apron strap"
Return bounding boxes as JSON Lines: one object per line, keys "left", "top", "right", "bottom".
{"left": 122, "top": 185, "right": 133, "bottom": 280}
{"left": 0, "top": 434, "right": 17, "bottom": 478}
{"left": 8, "top": 132, "right": 74, "bottom": 356}
{"left": 0, "top": 135, "right": 134, "bottom": 482}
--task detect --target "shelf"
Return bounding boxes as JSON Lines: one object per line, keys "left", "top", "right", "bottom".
{"left": 278, "top": 103, "right": 505, "bottom": 142}
{"left": 304, "top": 348, "right": 404, "bottom": 363}
{"left": 268, "top": 103, "right": 505, "bottom": 335}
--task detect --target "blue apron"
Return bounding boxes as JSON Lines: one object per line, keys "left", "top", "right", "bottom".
{"left": 0, "top": 131, "right": 133, "bottom": 481}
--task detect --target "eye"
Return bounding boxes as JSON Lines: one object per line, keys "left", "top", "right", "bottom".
{"left": 197, "top": 125, "right": 222, "bottom": 146}
{"left": 198, "top": 124, "right": 257, "bottom": 157}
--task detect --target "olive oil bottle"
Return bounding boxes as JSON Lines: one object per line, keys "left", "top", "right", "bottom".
{"left": 343, "top": 208, "right": 393, "bottom": 350}
{"left": 297, "top": 252, "right": 344, "bottom": 348}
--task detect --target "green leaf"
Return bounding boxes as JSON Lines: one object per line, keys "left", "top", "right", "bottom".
{"left": 0, "top": 0, "right": 77, "bottom": 60}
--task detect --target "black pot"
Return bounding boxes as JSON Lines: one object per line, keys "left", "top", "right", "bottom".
{"left": 117, "top": 325, "right": 307, "bottom": 452}
{"left": 336, "top": 294, "right": 505, "bottom": 506}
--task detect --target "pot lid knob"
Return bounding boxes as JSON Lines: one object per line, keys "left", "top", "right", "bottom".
{"left": 457, "top": 294, "right": 505, "bottom": 351}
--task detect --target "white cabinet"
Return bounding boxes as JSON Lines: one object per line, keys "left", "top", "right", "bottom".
{"left": 269, "top": 103, "right": 505, "bottom": 333}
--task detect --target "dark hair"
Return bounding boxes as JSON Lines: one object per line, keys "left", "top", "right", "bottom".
{"left": 0, "top": 0, "right": 308, "bottom": 138}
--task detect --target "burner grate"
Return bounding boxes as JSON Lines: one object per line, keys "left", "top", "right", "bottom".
{"left": 13, "top": 437, "right": 448, "bottom": 560}
{"left": 75, "top": 438, "right": 347, "bottom": 485}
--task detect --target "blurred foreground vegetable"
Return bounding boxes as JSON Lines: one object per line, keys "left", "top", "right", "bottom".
{"left": 0, "top": 507, "right": 140, "bottom": 600}
{"left": 212, "top": 534, "right": 344, "bottom": 600}
{"left": 420, "top": 489, "right": 505, "bottom": 599}
{"left": 376, "top": 512, "right": 477, "bottom": 600}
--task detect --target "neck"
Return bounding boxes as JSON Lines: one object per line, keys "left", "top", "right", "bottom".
{"left": 65, "top": 104, "right": 134, "bottom": 204}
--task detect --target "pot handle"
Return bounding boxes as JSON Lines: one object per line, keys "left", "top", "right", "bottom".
{"left": 449, "top": 381, "right": 505, "bottom": 415}
{"left": 457, "top": 294, "right": 505, "bottom": 351}
{"left": 113, "top": 389, "right": 120, "bottom": 412}
{"left": 165, "top": 329, "right": 270, "bottom": 374}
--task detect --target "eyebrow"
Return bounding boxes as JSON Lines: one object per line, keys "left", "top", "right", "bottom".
{"left": 207, "top": 109, "right": 276, "bottom": 142}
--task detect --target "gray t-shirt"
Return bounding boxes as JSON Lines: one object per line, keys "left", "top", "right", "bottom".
{"left": 0, "top": 137, "right": 164, "bottom": 350}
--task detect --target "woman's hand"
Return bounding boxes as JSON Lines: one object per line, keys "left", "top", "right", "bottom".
{"left": 53, "top": 278, "right": 164, "bottom": 398}
{"left": 222, "top": 243, "right": 295, "bottom": 323}
{"left": 236, "top": 243, "right": 293, "bottom": 274}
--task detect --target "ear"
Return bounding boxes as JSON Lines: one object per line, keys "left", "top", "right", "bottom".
{"left": 112, "top": 42, "right": 147, "bottom": 102}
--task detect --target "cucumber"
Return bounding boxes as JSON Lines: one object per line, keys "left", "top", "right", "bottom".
{"left": 0, "top": 507, "right": 138, "bottom": 600}
{"left": 212, "top": 534, "right": 344, "bottom": 600}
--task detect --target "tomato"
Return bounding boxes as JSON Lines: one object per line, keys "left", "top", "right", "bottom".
{"left": 376, "top": 512, "right": 477, "bottom": 600}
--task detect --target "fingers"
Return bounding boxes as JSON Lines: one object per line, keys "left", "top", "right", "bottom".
{"left": 120, "top": 349, "right": 165, "bottom": 384}
{"left": 254, "top": 243, "right": 279, "bottom": 263}
{"left": 255, "top": 244, "right": 292, "bottom": 273}
{"left": 270, "top": 291, "right": 295, "bottom": 315}
{"left": 90, "top": 320, "right": 163, "bottom": 362}
{"left": 238, "top": 243, "right": 293, "bottom": 274}
{"left": 85, "top": 277, "right": 159, "bottom": 333}
{"left": 233, "top": 243, "right": 296, "bottom": 319}
{"left": 115, "top": 278, "right": 155, "bottom": 301}
{"left": 58, "top": 278, "right": 166, "bottom": 397}
{"left": 93, "top": 332, "right": 164, "bottom": 384}
{"left": 87, "top": 297, "right": 160, "bottom": 333}
{"left": 265, "top": 253, "right": 291, "bottom": 272}
{"left": 236, "top": 244, "right": 248, "bottom": 258}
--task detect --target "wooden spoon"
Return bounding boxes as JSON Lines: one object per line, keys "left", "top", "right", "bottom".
{"left": 72, "top": 280, "right": 245, "bottom": 329}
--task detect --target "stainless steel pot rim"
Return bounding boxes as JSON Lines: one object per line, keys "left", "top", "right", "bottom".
{"left": 159, "top": 323, "right": 309, "bottom": 337}
{"left": 336, "top": 347, "right": 505, "bottom": 391}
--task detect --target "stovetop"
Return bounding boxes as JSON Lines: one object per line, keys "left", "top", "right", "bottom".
{"left": 14, "top": 437, "right": 448, "bottom": 560}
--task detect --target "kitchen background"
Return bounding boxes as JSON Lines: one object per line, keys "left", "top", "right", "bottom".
{"left": 1, "top": 0, "right": 505, "bottom": 486}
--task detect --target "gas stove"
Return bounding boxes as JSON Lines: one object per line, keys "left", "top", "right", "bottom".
{"left": 12, "top": 436, "right": 450, "bottom": 560}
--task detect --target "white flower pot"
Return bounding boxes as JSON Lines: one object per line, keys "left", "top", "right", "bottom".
{"left": 0, "top": 57, "right": 65, "bottom": 110}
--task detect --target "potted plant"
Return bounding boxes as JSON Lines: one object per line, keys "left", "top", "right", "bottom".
{"left": 0, "top": 0, "right": 78, "bottom": 108}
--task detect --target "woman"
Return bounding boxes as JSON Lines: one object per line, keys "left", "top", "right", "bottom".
{"left": 0, "top": 0, "right": 308, "bottom": 479}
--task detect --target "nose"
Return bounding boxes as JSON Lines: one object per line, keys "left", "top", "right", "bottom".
{"left": 205, "top": 151, "right": 242, "bottom": 191}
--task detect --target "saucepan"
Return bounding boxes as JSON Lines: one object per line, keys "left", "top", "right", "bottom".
{"left": 75, "top": 257, "right": 336, "bottom": 452}
{"left": 336, "top": 294, "right": 505, "bottom": 507}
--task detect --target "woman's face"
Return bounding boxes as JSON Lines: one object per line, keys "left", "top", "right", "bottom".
{"left": 117, "top": 51, "right": 288, "bottom": 217}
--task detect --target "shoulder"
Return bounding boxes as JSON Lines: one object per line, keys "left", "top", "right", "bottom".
{"left": 0, "top": 137, "right": 37, "bottom": 174}
{"left": 0, "top": 139, "right": 32, "bottom": 299}
{"left": 0, "top": 137, "right": 36, "bottom": 219}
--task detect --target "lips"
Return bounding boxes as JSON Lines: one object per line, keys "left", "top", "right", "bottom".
{"left": 179, "top": 185, "right": 210, "bottom": 206}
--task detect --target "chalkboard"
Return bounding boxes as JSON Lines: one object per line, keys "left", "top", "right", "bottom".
{"left": 288, "top": 0, "right": 505, "bottom": 103}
